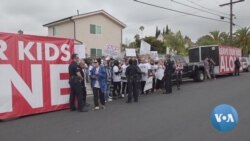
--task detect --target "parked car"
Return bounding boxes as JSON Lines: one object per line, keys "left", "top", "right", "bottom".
{"left": 241, "top": 57, "right": 250, "bottom": 72}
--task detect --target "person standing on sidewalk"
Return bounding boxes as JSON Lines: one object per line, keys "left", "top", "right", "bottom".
{"left": 139, "top": 58, "right": 150, "bottom": 95}
{"left": 164, "top": 55, "right": 174, "bottom": 94}
{"left": 175, "top": 59, "right": 183, "bottom": 90}
{"left": 204, "top": 57, "right": 211, "bottom": 79}
{"left": 121, "top": 59, "right": 128, "bottom": 97}
{"left": 103, "top": 57, "right": 113, "bottom": 102}
{"left": 90, "top": 58, "right": 107, "bottom": 110}
{"left": 155, "top": 60, "right": 165, "bottom": 92}
{"left": 112, "top": 60, "right": 122, "bottom": 99}
{"left": 79, "top": 59, "right": 90, "bottom": 107}
{"left": 68, "top": 54, "right": 87, "bottom": 112}
{"left": 234, "top": 57, "right": 241, "bottom": 76}
{"left": 126, "top": 59, "right": 141, "bottom": 103}
{"left": 208, "top": 58, "right": 216, "bottom": 79}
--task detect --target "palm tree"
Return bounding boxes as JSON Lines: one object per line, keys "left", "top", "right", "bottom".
{"left": 234, "top": 27, "right": 250, "bottom": 54}
{"left": 139, "top": 26, "right": 144, "bottom": 38}
{"left": 208, "top": 31, "right": 223, "bottom": 44}
{"left": 139, "top": 26, "right": 144, "bottom": 32}
{"left": 134, "top": 34, "right": 140, "bottom": 41}
{"left": 196, "top": 31, "right": 230, "bottom": 46}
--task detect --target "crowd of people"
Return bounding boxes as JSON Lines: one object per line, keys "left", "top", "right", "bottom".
{"left": 68, "top": 53, "right": 185, "bottom": 112}
{"left": 68, "top": 53, "right": 241, "bottom": 112}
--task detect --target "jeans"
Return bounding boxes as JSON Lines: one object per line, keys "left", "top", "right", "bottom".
{"left": 93, "top": 87, "right": 105, "bottom": 107}
{"left": 105, "top": 83, "right": 111, "bottom": 101}
{"left": 122, "top": 82, "right": 128, "bottom": 94}
{"left": 113, "top": 82, "right": 121, "bottom": 97}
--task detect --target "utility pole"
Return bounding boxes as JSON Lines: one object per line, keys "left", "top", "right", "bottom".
{"left": 220, "top": 0, "right": 244, "bottom": 45}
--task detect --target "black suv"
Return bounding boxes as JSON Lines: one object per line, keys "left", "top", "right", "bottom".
{"left": 171, "top": 55, "right": 205, "bottom": 82}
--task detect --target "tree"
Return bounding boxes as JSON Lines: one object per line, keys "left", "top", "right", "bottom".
{"left": 165, "top": 25, "right": 170, "bottom": 35}
{"left": 134, "top": 34, "right": 141, "bottom": 48}
{"left": 196, "top": 31, "right": 230, "bottom": 46}
{"left": 139, "top": 26, "right": 144, "bottom": 38}
{"left": 234, "top": 27, "right": 250, "bottom": 54}
{"left": 139, "top": 26, "right": 144, "bottom": 32}
{"left": 164, "top": 31, "right": 188, "bottom": 56}
{"left": 155, "top": 26, "right": 161, "bottom": 38}
{"left": 143, "top": 36, "right": 166, "bottom": 54}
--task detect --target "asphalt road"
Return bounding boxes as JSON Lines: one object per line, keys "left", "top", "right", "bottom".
{"left": 0, "top": 73, "right": 250, "bottom": 141}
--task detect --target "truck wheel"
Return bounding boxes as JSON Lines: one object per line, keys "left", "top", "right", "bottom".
{"left": 195, "top": 71, "right": 205, "bottom": 82}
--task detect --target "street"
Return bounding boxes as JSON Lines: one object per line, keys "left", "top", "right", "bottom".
{"left": 0, "top": 73, "right": 249, "bottom": 141}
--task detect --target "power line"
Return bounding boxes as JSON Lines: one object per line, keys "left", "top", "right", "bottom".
{"left": 170, "top": 0, "right": 230, "bottom": 20}
{"left": 219, "top": 0, "right": 245, "bottom": 45}
{"left": 133, "top": 0, "right": 230, "bottom": 23}
{"left": 185, "top": 0, "right": 230, "bottom": 16}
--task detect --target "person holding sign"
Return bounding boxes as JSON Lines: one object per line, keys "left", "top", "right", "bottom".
{"left": 138, "top": 58, "right": 151, "bottom": 95}
{"left": 155, "top": 60, "right": 165, "bottom": 92}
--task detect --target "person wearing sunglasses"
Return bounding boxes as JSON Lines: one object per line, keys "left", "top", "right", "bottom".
{"left": 90, "top": 58, "right": 107, "bottom": 110}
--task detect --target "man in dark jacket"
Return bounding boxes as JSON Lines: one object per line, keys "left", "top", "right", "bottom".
{"left": 125, "top": 59, "right": 141, "bottom": 103}
{"left": 234, "top": 57, "right": 241, "bottom": 76}
{"left": 164, "top": 55, "right": 174, "bottom": 94}
{"left": 68, "top": 54, "right": 87, "bottom": 112}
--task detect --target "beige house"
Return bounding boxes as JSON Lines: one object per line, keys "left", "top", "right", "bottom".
{"left": 43, "top": 10, "right": 126, "bottom": 58}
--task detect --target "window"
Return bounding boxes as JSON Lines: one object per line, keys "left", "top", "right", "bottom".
{"left": 90, "top": 24, "right": 102, "bottom": 34}
{"left": 52, "top": 26, "right": 56, "bottom": 36}
{"left": 90, "top": 48, "right": 102, "bottom": 58}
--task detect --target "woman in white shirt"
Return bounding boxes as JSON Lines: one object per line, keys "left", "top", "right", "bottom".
{"left": 112, "top": 60, "right": 122, "bottom": 99}
{"left": 121, "top": 59, "right": 128, "bottom": 97}
{"left": 155, "top": 60, "right": 165, "bottom": 92}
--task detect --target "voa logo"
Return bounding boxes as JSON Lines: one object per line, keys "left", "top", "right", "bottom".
{"left": 214, "top": 113, "right": 235, "bottom": 123}
{"left": 210, "top": 104, "right": 238, "bottom": 132}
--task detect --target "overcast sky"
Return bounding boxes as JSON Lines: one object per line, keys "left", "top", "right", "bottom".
{"left": 0, "top": 0, "right": 249, "bottom": 44}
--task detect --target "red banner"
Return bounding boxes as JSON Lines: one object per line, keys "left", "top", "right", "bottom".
{"left": 219, "top": 45, "right": 242, "bottom": 74}
{"left": 0, "top": 32, "right": 74, "bottom": 120}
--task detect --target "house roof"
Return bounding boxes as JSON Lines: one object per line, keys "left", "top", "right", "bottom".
{"left": 43, "top": 10, "right": 126, "bottom": 28}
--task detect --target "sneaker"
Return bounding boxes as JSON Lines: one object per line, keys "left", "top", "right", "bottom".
{"left": 121, "top": 94, "right": 125, "bottom": 98}
{"left": 108, "top": 98, "right": 113, "bottom": 102}
{"left": 93, "top": 106, "right": 100, "bottom": 111}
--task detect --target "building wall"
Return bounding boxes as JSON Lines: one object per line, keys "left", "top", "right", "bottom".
{"left": 47, "top": 13, "right": 123, "bottom": 58}
{"left": 48, "top": 21, "right": 74, "bottom": 39}
{"left": 75, "top": 13, "right": 122, "bottom": 58}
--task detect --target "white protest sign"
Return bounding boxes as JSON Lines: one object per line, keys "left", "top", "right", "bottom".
{"left": 140, "top": 40, "right": 151, "bottom": 55}
{"left": 150, "top": 51, "right": 158, "bottom": 60}
{"left": 126, "top": 48, "right": 136, "bottom": 57}
{"left": 74, "top": 44, "right": 86, "bottom": 59}
{"left": 104, "top": 44, "right": 119, "bottom": 57}
{"left": 144, "top": 76, "right": 153, "bottom": 92}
